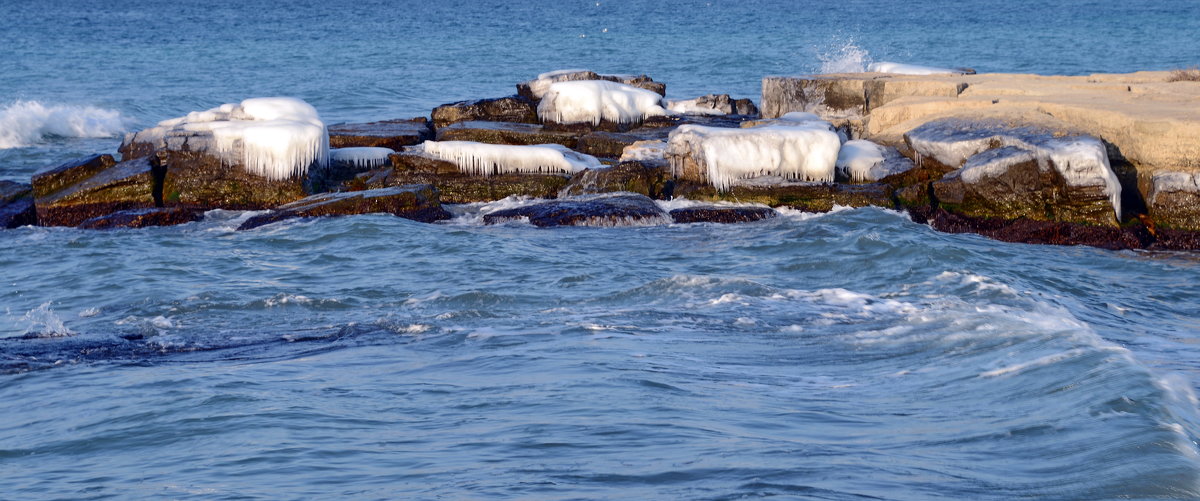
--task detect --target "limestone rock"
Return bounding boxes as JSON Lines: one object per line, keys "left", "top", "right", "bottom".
{"left": 669, "top": 206, "right": 778, "bottom": 224}
{"left": 0, "top": 181, "right": 36, "bottom": 228}
{"left": 32, "top": 155, "right": 162, "bottom": 227}
{"left": 435, "top": 121, "right": 579, "bottom": 148}
{"left": 328, "top": 118, "right": 432, "bottom": 150}
{"left": 483, "top": 192, "right": 668, "bottom": 227}
{"left": 77, "top": 207, "right": 205, "bottom": 229}
{"left": 238, "top": 185, "right": 450, "bottom": 230}
{"left": 353, "top": 152, "right": 570, "bottom": 204}
{"left": 576, "top": 130, "right": 671, "bottom": 158}
{"left": 560, "top": 161, "right": 671, "bottom": 198}
{"left": 431, "top": 96, "right": 538, "bottom": 128}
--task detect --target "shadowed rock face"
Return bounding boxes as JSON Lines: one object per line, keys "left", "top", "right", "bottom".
{"left": 237, "top": 185, "right": 450, "bottom": 230}
{"left": 483, "top": 192, "right": 668, "bottom": 227}
{"left": 353, "top": 152, "right": 571, "bottom": 204}
{"left": 0, "top": 181, "right": 36, "bottom": 228}
{"left": 77, "top": 207, "right": 205, "bottom": 230}
{"left": 431, "top": 96, "right": 538, "bottom": 128}
{"left": 159, "top": 148, "right": 308, "bottom": 211}
{"left": 328, "top": 119, "right": 432, "bottom": 150}
{"left": 434, "top": 121, "right": 580, "bottom": 148}
{"left": 560, "top": 161, "right": 672, "bottom": 199}
{"left": 669, "top": 206, "right": 778, "bottom": 224}
{"left": 32, "top": 155, "right": 162, "bottom": 227}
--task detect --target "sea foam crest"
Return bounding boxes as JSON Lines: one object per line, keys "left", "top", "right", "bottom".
{"left": 0, "top": 100, "right": 127, "bottom": 149}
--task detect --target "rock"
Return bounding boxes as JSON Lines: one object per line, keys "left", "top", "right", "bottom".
{"left": 159, "top": 147, "right": 307, "bottom": 210}
{"left": 906, "top": 118, "right": 1121, "bottom": 226}
{"left": 671, "top": 180, "right": 894, "bottom": 212}
{"left": 669, "top": 206, "right": 778, "bottom": 224}
{"left": 760, "top": 74, "right": 969, "bottom": 120}
{"left": 666, "top": 94, "right": 760, "bottom": 116}
{"left": 483, "top": 192, "right": 669, "bottom": 227}
{"left": 434, "top": 121, "right": 580, "bottom": 148}
{"left": 354, "top": 152, "right": 571, "bottom": 204}
{"left": 0, "top": 181, "right": 36, "bottom": 228}
{"left": 431, "top": 96, "right": 538, "bottom": 128}
{"left": 237, "top": 185, "right": 451, "bottom": 230}
{"left": 311, "top": 147, "right": 396, "bottom": 192}
{"left": 32, "top": 155, "right": 162, "bottom": 227}
{"left": 77, "top": 207, "right": 205, "bottom": 229}
{"left": 576, "top": 129, "right": 672, "bottom": 158}
{"left": 618, "top": 140, "right": 668, "bottom": 166}
{"left": 516, "top": 70, "right": 666, "bottom": 101}
{"left": 1145, "top": 172, "right": 1200, "bottom": 230}
{"left": 328, "top": 118, "right": 432, "bottom": 150}
{"left": 913, "top": 207, "right": 1153, "bottom": 250}
{"left": 560, "top": 161, "right": 672, "bottom": 198}
{"left": 835, "top": 141, "right": 914, "bottom": 183}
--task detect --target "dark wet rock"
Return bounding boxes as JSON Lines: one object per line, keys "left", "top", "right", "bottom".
{"left": 309, "top": 147, "right": 396, "bottom": 193}
{"left": 351, "top": 152, "right": 570, "bottom": 204}
{"left": 671, "top": 181, "right": 894, "bottom": 212}
{"left": 669, "top": 206, "right": 778, "bottom": 224}
{"left": 431, "top": 96, "right": 538, "bottom": 128}
{"left": 560, "top": 161, "right": 672, "bottom": 198}
{"left": 435, "top": 121, "right": 580, "bottom": 148}
{"left": 516, "top": 71, "right": 666, "bottom": 101}
{"left": 575, "top": 129, "right": 672, "bottom": 159}
{"left": 157, "top": 147, "right": 308, "bottom": 210}
{"left": 909, "top": 206, "right": 1155, "bottom": 250}
{"left": 483, "top": 192, "right": 668, "bottom": 227}
{"left": 328, "top": 118, "right": 432, "bottom": 150}
{"left": 0, "top": 180, "right": 37, "bottom": 228}
{"left": 77, "top": 207, "right": 205, "bottom": 229}
{"left": 32, "top": 155, "right": 162, "bottom": 227}
{"left": 1145, "top": 172, "right": 1200, "bottom": 230}
{"left": 238, "top": 185, "right": 450, "bottom": 230}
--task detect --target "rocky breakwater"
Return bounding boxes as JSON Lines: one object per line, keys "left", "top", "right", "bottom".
{"left": 762, "top": 69, "right": 1200, "bottom": 249}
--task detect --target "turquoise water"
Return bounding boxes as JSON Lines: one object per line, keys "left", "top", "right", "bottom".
{"left": 3, "top": 1, "right": 1200, "bottom": 499}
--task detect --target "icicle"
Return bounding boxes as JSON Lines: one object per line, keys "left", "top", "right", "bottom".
{"left": 418, "top": 141, "right": 602, "bottom": 176}
{"left": 329, "top": 147, "right": 395, "bottom": 169}
{"left": 666, "top": 124, "right": 841, "bottom": 191}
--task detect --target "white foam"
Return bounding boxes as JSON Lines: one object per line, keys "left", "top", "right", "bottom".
{"left": 868, "top": 62, "right": 964, "bottom": 75}
{"left": 134, "top": 97, "right": 327, "bottom": 180}
{"left": 818, "top": 39, "right": 871, "bottom": 74}
{"left": 538, "top": 80, "right": 670, "bottom": 125}
{"left": 18, "top": 301, "right": 74, "bottom": 338}
{"left": 329, "top": 147, "right": 395, "bottom": 169}
{"left": 418, "top": 141, "right": 601, "bottom": 176}
{"left": 0, "top": 100, "right": 127, "bottom": 149}
{"left": 666, "top": 123, "right": 841, "bottom": 191}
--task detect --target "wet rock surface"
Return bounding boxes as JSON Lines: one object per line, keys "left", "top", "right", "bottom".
{"left": 483, "top": 192, "right": 668, "bottom": 227}
{"left": 560, "top": 161, "right": 671, "bottom": 198}
{"left": 328, "top": 118, "right": 432, "bottom": 150}
{"left": 32, "top": 155, "right": 162, "bottom": 227}
{"left": 669, "top": 206, "right": 778, "bottom": 224}
{"left": 671, "top": 181, "right": 894, "bottom": 212}
{"left": 0, "top": 180, "right": 36, "bottom": 228}
{"left": 1146, "top": 172, "right": 1200, "bottom": 230}
{"left": 77, "top": 207, "right": 205, "bottom": 229}
{"left": 434, "top": 121, "right": 580, "bottom": 148}
{"left": 431, "top": 96, "right": 538, "bottom": 128}
{"left": 238, "top": 185, "right": 450, "bottom": 230}
{"left": 361, "top": 152, "right": 570, "bottom": 204}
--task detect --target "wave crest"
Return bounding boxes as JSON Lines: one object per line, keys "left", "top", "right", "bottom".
{"left": 0, "top": 100, "right": 128, "bottom": 149}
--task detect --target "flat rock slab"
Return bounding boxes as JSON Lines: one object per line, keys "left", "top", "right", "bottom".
{"left": 483, "top": 192, "right": 668, "bottom": 227}
{"left": 32, "top": 155, "right": 162, "bottom": 227}
{"left": 238, "top": 185, "right": 450, "bottom": 230}
{"left": 431, "top": 96, "right": 538, "bottom": 128}
{"left": 0, "top": 180, "right": 36, "bottom": 228}
{"left": 435, "top": 121, "right": 580, "bottom": 148}
{"left": 362, "top": 152, "right": 570, "bottom": 203}
{"left": 328, "top": 119, "right": 432, "bottom": 150}
{"left": 669, "top": 206, "right": 778, "bottom": 224}
{"left": 671, "top": 181, "right": 894, "bottom": 212}
{"left": 77, "top": 207, "right": 205, "bottom": 229}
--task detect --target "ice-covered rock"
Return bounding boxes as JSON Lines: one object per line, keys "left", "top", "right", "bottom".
{"left": 517, "top": 70, "right": 666, "bottom": 101}
{"left": 1147, "top": 171, "right": 1200, "bottom": 230}
{"left": 835, "top": 140, "right": 914, "bottom": 182}
{"left": 537, "top": 81, "right": 671, "bottom": 127}
{"left": 867, "top": 62, "right": 966, "bottom": 75}
{"left": 666, "top": 123, "right": 841, "bottom": 191}
{"left": 666, "top": 94, "right": 758, "bottom": 116}
{"left": 619, "top": 140, "right": 667, "bottom": 165}
{"left": 330, "top": 147, "right": 395, "bottom": 170}
{"left": 416, "top": 141, "right": 601, "bottom": 176}
{"left": 122, "top": 97, "right": 328, "bottom": 181}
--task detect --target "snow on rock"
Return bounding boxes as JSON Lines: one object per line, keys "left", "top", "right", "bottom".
{"left": 329, "top": 147, "right": 395, "bottom": 169}
{"left": 835, "top": 140, "right": 890, "bottom": 182}
{"left": 959, "top": 146, "right": 1037, "bottom": 184}
{"left": 523, "top": 69, "right": 596, "bottom": 100}
{"left": 666, "top": 124, "right": 841, "bottom": 191}
{"left": 133, "top": 97, "right": 328, "bottom": 180}
{"left": 417, "top": 141, "right": 602, "bottom": 176}
{"left": 619, "top": 140, "right": 667, "bottom": 164}
{"left": 867, "top": 62, "right": 965, "bottom": 75}
{"left": 538, "top": 81, "right": 670, "bottom": 126}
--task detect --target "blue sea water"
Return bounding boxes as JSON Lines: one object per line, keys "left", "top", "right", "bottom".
{"left": 3, "top": 0, "right": 1200, "bottom": 499}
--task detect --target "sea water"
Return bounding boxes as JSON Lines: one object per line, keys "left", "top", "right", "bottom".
{"left": 3, "top": 0, "right": 1200, "bottom": 499}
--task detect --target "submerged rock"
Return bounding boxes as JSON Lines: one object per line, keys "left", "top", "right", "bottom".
{"left": 669, "top": 206, "right": 778, "bottom": 224}
{"left": 237, "top": 185, "right": 450, "bottom": 230}
{"left": 431, "top": 96, "right": 538, "bottom": 128}
{"left": 32, "top": 155, "right": 162, "bottom": 227}
{"left": 434, "top": 121, "right": 580, "bottom": 148}
{"left": 77, "top": 207, "right": 205, "bottom": 229}
{"left": 0, "top": 180, "right": 36, "bottom": 228}
{"left": 483, "top": 192, "right": 669, "bottom": 227}
{"left": 328, "top": 118, "right": 432, "bottom": 150}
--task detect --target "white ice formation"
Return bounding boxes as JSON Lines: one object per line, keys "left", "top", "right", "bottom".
{"left": 867, "top": 62, "right": 965, "bottom": 75}
{"left": 537, "top": 80, "right": 670, "bottom": 125}
{"left": 1150, "top": 171, "right": 1200, "bottom": 205}
{"left": 417, "top": 141, "right": 602, "bottom": 176}
{"left": 666, "top": 97, "right": 726, "bottom": 116}
{"left": 667, "top": 123, "right": 841, "bottom": 191}
{"left": 835, "top": 140, "right": 888, "bottom": 182}
{"left": 619, "top": 140, "right": 667, "bottom": 164}
{"left": 134, "top": 97, "right": 328, "bottom": 180}
{"left": 329, "top": 147, "right": 395, "bottom": 169}
{"left": 523, "top": 69, "right": 596, "bottom": 100}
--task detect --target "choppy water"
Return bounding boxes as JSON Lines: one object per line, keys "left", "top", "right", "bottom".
{"left": 4, "top": 0, "right": 1200, "bottom": 499}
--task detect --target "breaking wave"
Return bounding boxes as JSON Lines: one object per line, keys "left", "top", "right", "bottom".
{"left": 0, "top": 100, "right": 128, "bottom": 149}
{"left": 816, "top": 38, "right": 872, "bottom": 74}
